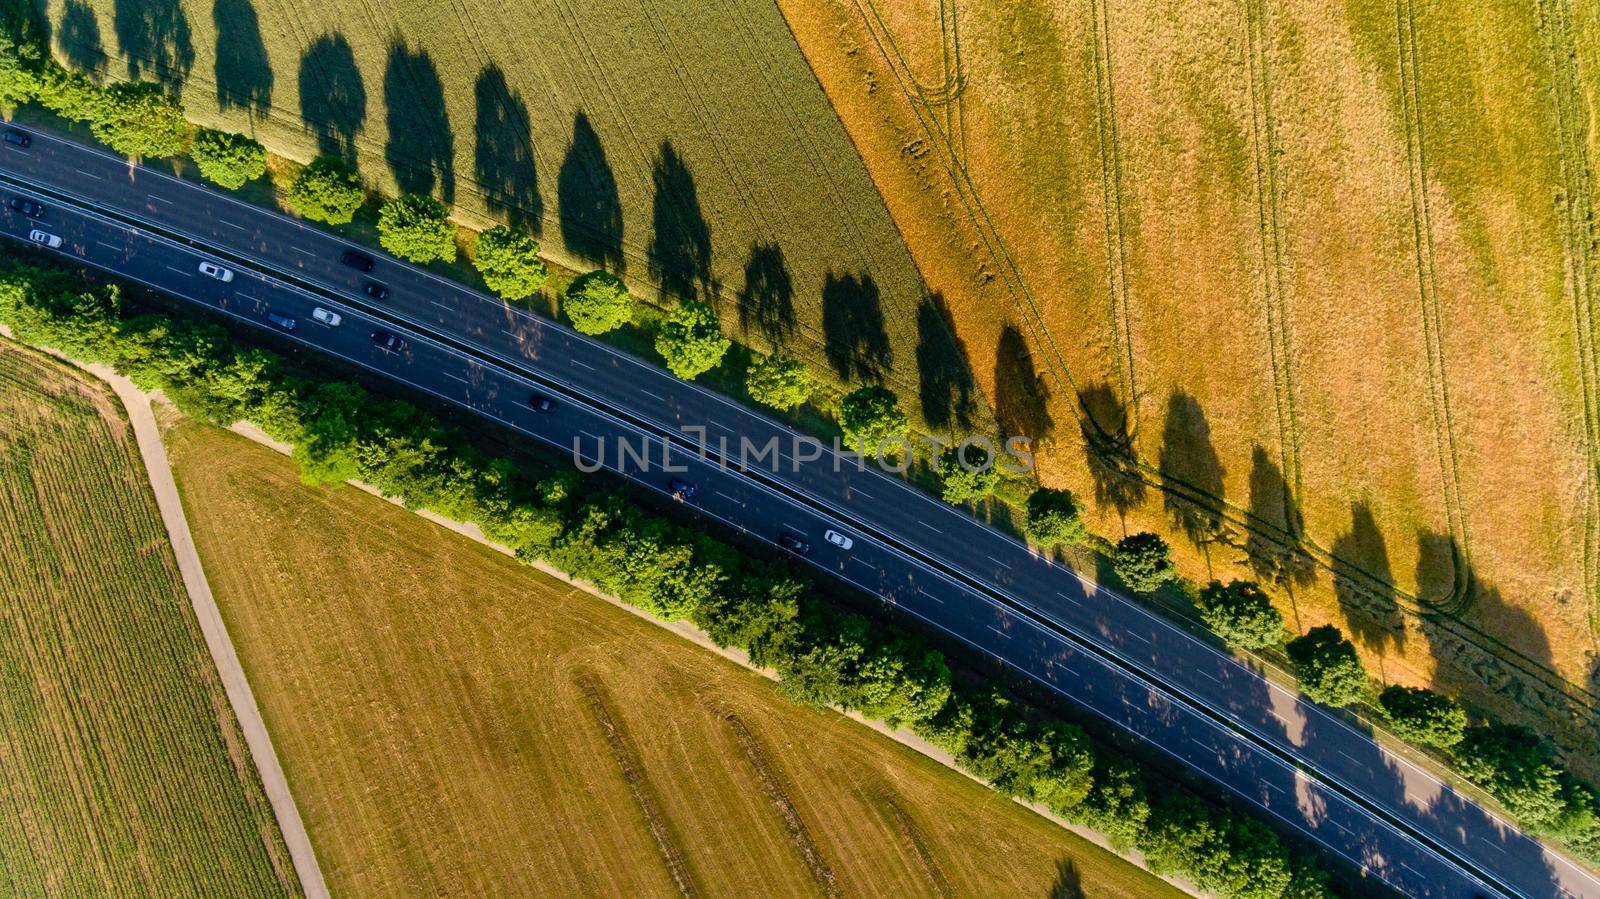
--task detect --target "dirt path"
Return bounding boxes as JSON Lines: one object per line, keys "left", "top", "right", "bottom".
{"left": 92, "top": 368, "right": 331, "bottom": 899}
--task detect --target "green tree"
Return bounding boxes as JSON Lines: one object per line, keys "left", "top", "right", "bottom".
{"left": 839, "top": 385, "right": 908, "bottom": 456}
{"left": 654, "top": 300, "right": 729, "bottom": 379}
{"left": 378, "top": 194, "right": 455, "bottom": 263}
{"left": 91, "top": 82, "right": 186, "bottom": 158}
{"left": 938, "top": 442, "right": 1001, "bottom": 504}
{"left": 1453, "top": 723, "right": 1583, "bottom": 833}
{"left": 1112, "top": 532, "right": 1175, "bottom": 593}
{"left": 1023, "top": 486, "right": 1085, "bottom": 545}
{"left": 745, "top": 353, "right": 812, "bottom": 410}
{"left": 285, "top": 156, "right": 365, "bottom": 225}
{"left": 191, "top": 129, "right": 266, "bottom": 189}
{"left": 1196, "top": 580, "right": 1284, "bottom": 650}
{"left": 473, "top": 225, "right": 547, "bottom": 300}
{"left": 562, "top": 270, "right": 632, "bottom": 335}
{"left": 1285, "top": 625, "right": 1367, "bottom": 707}
{"left": 0, "top": 22, "right": 44, "bottom": 108}
{"left": 1378, "top": 685, "right": 1466, "bottom": 748}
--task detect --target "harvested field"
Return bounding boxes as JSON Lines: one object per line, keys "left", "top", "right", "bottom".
{"left": 38, "top": 0, "right": 993, "bottom": 430}
{"left": 164, "top": 417, "right": 1186, "bottom": 899}
{"left": 0, "top": 340, "right": 298, "bottom": 897}
{"left": 775, "top": 0, "right": 1600, "bottom": 764}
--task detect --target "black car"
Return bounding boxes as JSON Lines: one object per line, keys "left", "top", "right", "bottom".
{"left": 778, "top": 532, "right": 811, "bottom": 554}
{"left": 668, "top": 478, "right": 697, "bottom": 501}
{"left": 9, "top": 197, "right": 44, "bottom": 217}
{"left": 371, "top": 330, "right": 405, "bottom": 354}
{"left": 3, "top": 130, "right": 30, "bottom": 148}
{"left": 528, "top": 393, "right": 555, "bottom": 413}
{"left": 363, "top": 280, "right": 390, "bottom": 300}
{"left": 340, "top": 249, "right": 375, "bottom": 272}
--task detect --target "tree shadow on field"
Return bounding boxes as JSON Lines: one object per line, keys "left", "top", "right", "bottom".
{"left": 992, "top": 324, "right": 1053, "bottom": 443}
{"left": 915, "top": 294, "right": 978, "bottom": 431}
{"left": 736, "top": 242, "right": 794, "bottom": 343}
{"left": 558, "top": 110, "right": 624, "bottom": 271}
{"left": 647, "top": 140, "right": 712, "bottom": 300}
{"left": 383, "top": 40, "right": 454, "bottom": 201}
{"left": 473, "top": 64, "right": 541, "bottom": 231}
{"left": 1245, "top": 446, "right": 1313, "bottom": 588}
{"left": 57, "top": 1, "right": 103, "bottom": 74}
{"left": 113, "top": 0, "right": 192, "bottom": 81}
{"left": 1158, "top": 391, "right": 1225, "bottom": 545}
{"left": 298, "top": 34, "right": 366, "bottom": 162}
{"left": 822, "top": 271, "right": 890, "bottom": 383}
{"left": 1330, "top": 501, "right": 1404, "bottom": 653}
{"left": 1045, "top": 859, "right": 1082, "bottom": 899}
{"left": 212, "top": 0, "right": 271, "bottom": 112}
{"left": 1078, "top": 382, "right": 1145, "bottom": 522}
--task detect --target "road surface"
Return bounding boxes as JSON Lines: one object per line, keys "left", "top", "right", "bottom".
{"left": 3, "top": 124, "right": 1594, "bottom": 899}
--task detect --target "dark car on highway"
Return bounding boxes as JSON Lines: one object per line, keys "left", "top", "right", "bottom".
{"left": 778, "top": 532, "right": 811, "bottom": 554}
{"left": 3, "top": 130, "right": 30, "bottom": 148}
{"left": 668, "top": 478, "right": 697, "bottom": 501}
{"left": 340, "top": 249, "right": 375, "bottom": 272}
{"left": 9, "top": 197, "right": 44, "bottom": 217}
{"left": 529, "top": 393, "right": 555, "bottom": 412}
{"left": 371, "top": 330, "right": 405, "bottom": 354}
{"left": 363, "top": 280, "right": 390, "bottom": 300}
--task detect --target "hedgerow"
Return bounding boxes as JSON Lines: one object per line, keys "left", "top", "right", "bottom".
{"left": 0, "top": 253, "right": 1337, "bottom": 898}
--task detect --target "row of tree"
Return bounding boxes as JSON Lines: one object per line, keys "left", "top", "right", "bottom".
{"left": 0, "top": 254, "right": 1336, "bottom": 898}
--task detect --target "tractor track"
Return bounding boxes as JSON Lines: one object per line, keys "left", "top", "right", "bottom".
{"left": 1087, "top": 0, "right": 1140, "bottom": 418}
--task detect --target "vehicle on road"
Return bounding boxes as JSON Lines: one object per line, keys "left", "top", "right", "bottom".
{"left": 529, "top": 393, "right": 555, "bottom": 412}
{"left": 266, "top": 312, "right": 297, "bottom": 331}
{"left": 668, "top": 478, "right": 697, "bottom": 501}
{"left": 371, "top": 330, "right": 405, "bottom": 354}
{"left": 3, "top": 130, "right": 30, "bottom": 148}
{"left": 311, "top": 307, "right": 342, "bottom": 327}
{"left": 341, "top": 249, "right": 375, "bottom": 272}
{"left": 824, "top": 529, "right": 854, "bottom": 550}
{"left": 197, "top": 260, "right": 234, "bottom": 282}
{"left": 27, "top": 229, "right": 61, "bottom": 248}
{"left": 9, "top": 197, "right": 44, "bottom": 217}
{"left": 363, "top": 281, "right": 390, "bottom": 301}
{"left": 778, "top": 532, "right": 812, "bottom": 554}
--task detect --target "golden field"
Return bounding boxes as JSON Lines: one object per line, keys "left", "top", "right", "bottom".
{"left": 165, "top": 417, "right": 1186, "bottom": 898}
{"left": 774, "top": 0, "right": 1600, "bottom": 765}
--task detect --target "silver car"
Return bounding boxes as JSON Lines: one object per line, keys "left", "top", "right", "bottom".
{"left": 27, "top": 229, "right": 61, "bottom": 248}
{"left": 824, "top": 529, "right": 854, "bottom": 550}
{"left": 311, "top": 307, "right": 342, "bottom": 327}
{"left": 197, "top": 260, "right": 234, "bottom": 282}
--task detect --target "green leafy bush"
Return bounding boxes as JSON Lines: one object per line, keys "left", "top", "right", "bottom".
{"left": 285, "top": 156, "right": 365, "bottom": 225}
{"left": 839, "top": 385, "right": 907, "bottom": 456}
{"left": 938, "top": 442, "right": 1000, "bottom": 504}
{"left": 1196, "top": 580, "right": 1284, "bottom": 650}
{"left": 1112, "top": 532, "right": 1175, "bottom": 593}
{"left": 1023, "top": 486, "right": 1085, "bottom": 546}
{"left": 1285, "top": 626, "right": 1367, "bottom": 707}
{"left": 191, "top": 129, "right": 266, "bottom": 189}
{"left": 378, "top": 194, "right": 455, "bottom": 263}
{"left": 473, "top": 225, "right": 547, "bottom": 300}
{"left": 1378, "top": 685, "right": 1466, "bottom": 749}
{"left": 745, "top": 353, "right": 811, "bottom": 410}
{"left": 654, "top": 300, "right": 729, "bottom": 379}
{"left": 562, "top": 270, "right": 632, "bottom": 335}
{"left": 90, "top": 82, "right": 186, "bottom": 158}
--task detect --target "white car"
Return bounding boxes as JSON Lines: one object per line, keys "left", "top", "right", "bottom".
{"left": 824, "top": 529, "right": 854, "bottom": 550}
{"left": 197, "top": 260, "right": 234, "bottom": 282}
{"left": 311, "top": 307, "right": 342, "bottom": 327}
{"left": 27, "top": 229, "right": 61, "bottom": 248}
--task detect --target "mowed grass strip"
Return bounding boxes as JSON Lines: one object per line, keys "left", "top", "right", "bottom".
{"left": 0, "top": 341, "right": 298, "bottom": 898}
{"left": 164, "top": 417, "right": 1186, "bottom": 899}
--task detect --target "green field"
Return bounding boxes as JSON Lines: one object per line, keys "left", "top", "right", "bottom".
{"left": 778, "top": 0, "right": 1600, "bottom": 766}
{"left": 165, "top": 415, "right": 1186, "bottom": 899}
{"left": 0, "top": 341, "right": 298, "bottom": 897}
{"left": 36, "top": 0, "right": 998, "bottom": 432}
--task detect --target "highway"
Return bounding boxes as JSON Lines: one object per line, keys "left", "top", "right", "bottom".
{"left": 3, "top": 124, "right": 1594, "bottom": 899}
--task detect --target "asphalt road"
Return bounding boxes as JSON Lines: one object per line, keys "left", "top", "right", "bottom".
{"left": 2, "top": 124, "right": 1594, "bottom": 899}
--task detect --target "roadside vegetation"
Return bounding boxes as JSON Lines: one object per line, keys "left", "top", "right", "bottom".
{"left": 0, "top": 340, "right": 299, "bottom": 897}
{"left": 0, "top": 254, "right": 1341, "bottom": 898}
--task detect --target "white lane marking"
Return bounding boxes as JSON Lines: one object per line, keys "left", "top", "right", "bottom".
{"left": 1191, "top": 737, "right": 1214, "bottom": 753}
{"left": 74, "top": 168, "right": 103, "bottom": 180}
{"left": 432, "top": 299, "right": 456, "bottom": 312}
{"left": 149, "top": 194, "right": 173, "bottom": 205}
{"left": 1195, "top": 668, "right": 1222, "bottom": 685}
{"left": 439, "top": 370, "right": 469, "bottom": 385}
{"left": 1124, "top": 629, "right": 1151, "bottom": 645}
{"left": 1482, "top": 839, "right": 1507, "bottom": 855}
{"left": 570, "top": 359, "right": 594, "bottom": 370}
{"left": 640, "top": 388, "right": 665, "bottom": 401}
{"left": 914, "top": 587, "right": 944, "bottom": 605}
{"left": 1056, "top": 590, "right": 1081, "bottom": 605}
{"left": 987, "top": 625, "right": 1011, "bottom": 640}
{"left": 290, "top": 246, "right": 315, "bottom": 257}
{"left": 850, "top": 486, "right": 873, "bottom": 500}
{"left": 1338, "top": 749, "right": 1363, "bottom": 766}
{"left": 714, "top": 489, "right": 742, "bottom": 503}
{"left": 163, "top": 264, "right": 192, "bottom": 277}
{"left": 94, "top": 240, "right": 123, "bottom": 252}
{"left": 219, "top": 218, "right": 247, "bottom": 231}
{"left": 987, "top": 555, "right": 1011, "bottom": 570}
